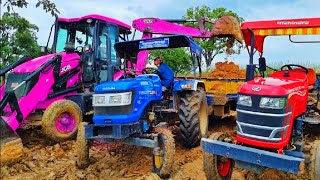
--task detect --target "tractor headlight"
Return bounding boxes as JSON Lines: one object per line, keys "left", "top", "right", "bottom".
{"left": 93, "top": 92, "right": 132, "bottom": 106}
{"left": 181, "top": 84, "right": 192, "bottom": 89}
{"left": 122, "top": 93, "right": 132, "bottom": 104}
{"left": 109, "top": 95, "right": 122, "bottom": 104}
{"left": 108, "top": 92, "right": 132, "bottom": 105}
{"left": 237, "top": 95, "right": 252, "bottom": 107}
{"left": 94, "top": 96, "right": 105, "bottom": 105}
{"left": 259, "top": 97, "right": 286, "bottom": 109}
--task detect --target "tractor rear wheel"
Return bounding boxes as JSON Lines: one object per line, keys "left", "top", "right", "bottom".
{"left": 76, "top": 122, "right": 90, "bottom": 169}
{"left": 42, "top": 100, "right": 82, "bottom": 142}
{"left": 152, "top": 128, "right": 175, "bottom": 178}
{"left": 203, "top": 132, "right": 234, "bottom": 180}
{"left": 178, "top": 88, "right": 208, "bottom": 148}
{"left": 308, "top": 140, "right": 320, "bottom": 180}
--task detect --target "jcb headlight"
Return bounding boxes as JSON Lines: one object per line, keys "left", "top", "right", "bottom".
{"left": 237, "top": 95, "right": 252, "bottom": 107}
{"left": 260, "top": 97, "right": 286, "bottom": 109}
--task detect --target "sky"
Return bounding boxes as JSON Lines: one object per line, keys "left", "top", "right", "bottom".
{"left": 2, "top": 0, "right": 320, "bottom": 67}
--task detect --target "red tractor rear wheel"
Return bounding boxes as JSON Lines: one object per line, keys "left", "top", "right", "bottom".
{"left": 203, "top": 132, "right": 234, "bottom": 180}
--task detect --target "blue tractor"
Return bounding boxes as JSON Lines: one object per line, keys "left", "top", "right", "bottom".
{"left": 76, "top": 35, "right": 209, "bottom": 178}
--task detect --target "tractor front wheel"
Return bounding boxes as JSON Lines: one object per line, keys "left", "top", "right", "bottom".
{"left": 308, "top": 140, "right": 320, "bottom": 180}
{"left": 203, "top": 132, "right": 234, "bottom": 180}
{"left": 42, "top": 100, "right": 82, "bottom": 142}
{"left": 152, "top": 128, "right": 175, "bottom": 179}
{"left": 178, "top": 88, "right": 208, "bottom": 148}
{"left": 76, "top": 122, "right": 90, "bottom": 169}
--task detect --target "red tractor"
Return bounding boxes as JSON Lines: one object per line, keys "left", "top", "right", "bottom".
{"left": 201, "top": 17, "right": 320, "bottom": 180}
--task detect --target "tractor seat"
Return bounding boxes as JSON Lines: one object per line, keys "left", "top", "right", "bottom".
{"left": 294, "top": 68, "right": 316, "bottom": 90}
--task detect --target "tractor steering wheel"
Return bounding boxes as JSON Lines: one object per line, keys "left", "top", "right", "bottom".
{"left": 75, "top": 46, "right": 83, "bottom": 53}
{"left": 280, "top": 64, "right": 309, "bottom": 74}
{"left": 142, "top": 67, "right": 159, "bottom": 75}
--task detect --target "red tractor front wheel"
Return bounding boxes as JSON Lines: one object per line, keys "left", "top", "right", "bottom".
{"left": 203, "top": 132, "right": 234, "bottom": 180}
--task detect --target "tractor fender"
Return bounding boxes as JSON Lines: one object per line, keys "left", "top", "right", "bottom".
{"left": 173, "top": 79, "right": 205, "bottom": 91}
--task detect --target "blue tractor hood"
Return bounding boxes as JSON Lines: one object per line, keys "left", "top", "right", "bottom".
{"left": 94, "top": 75, "right": 159, "bottom": 93}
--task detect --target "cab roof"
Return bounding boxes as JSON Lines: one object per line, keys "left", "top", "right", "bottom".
{"left": 58, "top": 14, "right": 131, "bottom": 31}
{"left": 241, "top": 17, "right": 320, "bottom": 53}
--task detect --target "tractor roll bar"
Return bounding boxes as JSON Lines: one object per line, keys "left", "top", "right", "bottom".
{"left": 246, "top": 28, "right": 256, "bottom": 82}
{"left": 289, "top": 35, "right": 320, "bottom": 44}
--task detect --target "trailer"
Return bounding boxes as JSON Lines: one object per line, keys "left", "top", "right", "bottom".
{"left": 177, "top": 76, "right": 245, "bottom": 119}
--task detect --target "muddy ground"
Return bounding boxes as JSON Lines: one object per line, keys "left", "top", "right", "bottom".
{"left": 1, "top": 118, "right": 319, "bottom": 180}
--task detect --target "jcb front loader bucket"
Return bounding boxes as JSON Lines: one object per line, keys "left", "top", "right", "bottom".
{"left": 0, "top": 117, "right": 23, "bottom": 166}
{"left": 211, "top": 16, "right": 243, "bottom": 43}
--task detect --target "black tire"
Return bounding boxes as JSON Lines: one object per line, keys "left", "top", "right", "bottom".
{"left": 308, "top": 140, "right": 320, "bottom": 180}
{"left": 178, "top": 88, "right": 208, "bottom": 148}
{"left": 76, "top": 122, "right": 90, "bottom": 169}
{"left": 152, "top": 128, "right": 175, "bottom": 178}
{"left": 203, "top": 132, "right": 234, "bottom": 180}
{"left": 42, "top": 100, "right": 82, "bottom": 142}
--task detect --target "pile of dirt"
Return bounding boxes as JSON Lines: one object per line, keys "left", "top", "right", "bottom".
{"left": 206, "top": 61, "right": 246, "bottom": 79}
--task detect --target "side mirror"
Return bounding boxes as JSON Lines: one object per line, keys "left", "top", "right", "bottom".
{"left": 258, "top": 57, "right": 266, "bottom": 72}
{"left": 40, "top": 46, "right": 48, "bottom": 55}
{"left": 258, "top": 57, "right": 266, "bottom": 78}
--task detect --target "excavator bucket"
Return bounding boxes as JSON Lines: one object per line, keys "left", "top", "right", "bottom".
{"left": 211, "top": 16, "right": 243, "bottom": 43}
{"left": 0, "top": 117, "right": 23, "bottom": 166}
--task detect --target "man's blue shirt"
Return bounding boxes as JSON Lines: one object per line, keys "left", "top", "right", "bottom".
{"left": 158, "top": 63, "right": 174, "bottom": 88}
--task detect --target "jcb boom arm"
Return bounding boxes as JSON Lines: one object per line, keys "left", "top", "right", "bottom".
{"left": 133, "top": 16, "right": 243, "bottom": 42}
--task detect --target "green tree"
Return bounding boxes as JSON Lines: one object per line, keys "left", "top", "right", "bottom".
{"left": 0, "top": 12, "right": 40, "bottom": 68}
{"left": 149, "top": 48, "right": 192, "bottom": 75}
{"left": 3, "top": 0, "right": 59, "bottom": 16}
{"left": 183, "top": 6, "right": 244, "bottom": 69}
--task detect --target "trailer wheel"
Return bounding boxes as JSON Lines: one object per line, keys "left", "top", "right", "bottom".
{"left": 203, "top": 132, "right": 234, "bottom": 180}
{"left": 308, "top": 140, "right": 320, "bottom": 180}
{"left": 76, "top": 122, "right": 90, "bottom": 169}
{"left": 42, "top": 100, "right": 82, "bottom": 142}
{"left": 179, "top": 88, "right": 208, "bottom": 148}
{"left": 152, "top": 128, "right": 175, "bottom": 179}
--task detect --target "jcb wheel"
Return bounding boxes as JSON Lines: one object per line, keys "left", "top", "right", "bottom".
{"left": 152, "top": 128, "right": 175, "bottom": 179}
{"left": 179, "top": 88, "right": 208, "bottom": 148}
{"left": 42, "top": 100, "right": 82, "bottom": 142}
{"left": 76, "top": 122, "right": 90, "bottom": 169}
{"left": 203, "top": 132, "right": 234, "bottom": 180}
{"left": 308, "top": 140, "right": 320, "bottom": 180}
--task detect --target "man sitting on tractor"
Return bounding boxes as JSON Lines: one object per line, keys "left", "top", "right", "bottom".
{"left": 154, "top": 57, "right": 174, "bottom": 91}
